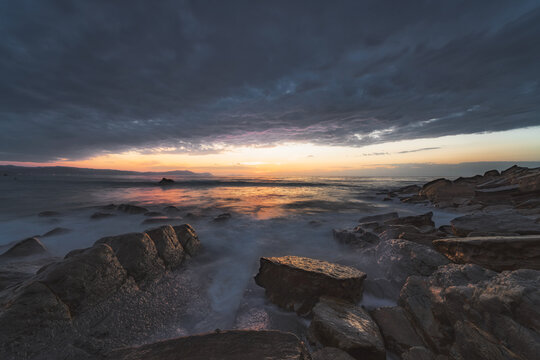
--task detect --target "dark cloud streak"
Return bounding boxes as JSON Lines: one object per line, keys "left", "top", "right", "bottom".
{"left": 0, "top": 0, "right": 539, "bottom": 161}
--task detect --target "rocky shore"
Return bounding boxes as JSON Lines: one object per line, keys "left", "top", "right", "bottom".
{"left": 0, "top": 165, "right": 539, "bottom": 359}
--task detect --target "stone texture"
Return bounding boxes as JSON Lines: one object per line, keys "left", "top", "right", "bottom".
{"left": 370, "top": 306, "right": 424, "bottom": 355}
{"left": 0, "top": 237, "right": 47, "bottom": 258}
{"left": 399, "top": 264, "right": 540, "bottom": 360}
{"left": 450, "top": 213, "right": 540, "bottom": 236}
{"left": 333, "top": 228, "right": 380, "bottom": 248}
{"left": 312, "top": 347, "right": 355, "bottom": 360}
{"left": 36, "top": 243, "right": 128, "bottom": 314}
{"left": 145, "top": 225, "right": 185, "bottom": 269}
{"left": 384, "top": 212, "right": 435, "bottom": 228}
{"left": 117, "top": 204, "right": 149, "bottom": 214}
{"left": 255, "top": 256, "right": 366, "bottom": 314}
{"left": 96, "top": 233, "right": 165, "bottom": 282}
{"left": 308, "top": 297, "right": 385, "bottom": 360}
{"left": 172, "top": 224, "right": 201, "bottom": 256}
{"left": 107, "top": 330, "right": 311, "bottom": 360}
{"left": 433, "top": 235, "right": 540, "bottom": 271}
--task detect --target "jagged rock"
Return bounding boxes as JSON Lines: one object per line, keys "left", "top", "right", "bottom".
{"left": 145, "top": 225, "right": 185, "bottom": 269}
{"left": 255, "top": 256, "right": 366, "bottom": 314}
{"left": 308, "top": 297, "right": 385, "bottom": 360}
{"left": 213, "top": 213, "right": 232, "bottom": 222}
{"left": 377, "top": 224, "right": 423, "bottom": 241}
{"left": 401, "top": 346, "right": 442, "bottom": 360}
{"left": 432, "top": 235, "right": 540, "bottom": 271}
{"left": 117, "top": 204, "right": 149, "bottom": 214}
{"left": 312, "top": 347, "right": 356, "bottom": 360}
{"left": 0, "top": 237, "right": 47, "bottom": 258}
{"left": 38, "top": 211, "right": 61, "bottom": 217}
{"left": 384, "top": 212, "right": 435, "bottom": 228}
{"left": 484, "top": 169, "right": 500, "bottom": 177}
{"left": 107, "top": 330, "right": 310, "bottom": 360}
{"left": 399, "top": 264, "right": 540, "bottom": 359}
{"left": 91, "top": 211, "right": 116, "bottom": 220}
{"left": 373, "top": 239, "right": 449, "bottom": 298}
{"left": 358, "top": 212, "right": 398, "bottom": 224}
{"left": 370, "top": 306, "right": 424, "bottom": 355}
{"left": 450, "top": 213, "right": 540, "bottom": 236}
{"left": 394, "top": 185, "right": 421, "bottom": 195}
{"left": 172, "top": 224, "right": 201, "bottom": 257}
{"left": 42, "top": 227, "right": 71, "bottom": 237}
{"left": 36, "top": 243, "right": 128, "bottom": 314}
{"left": 419, "top": 178, "right": 475, "bottom": 204}
{"left": 158, "top": 177, "right": 175, "bottom": 185}
{"left": 398, "top": 231, "right": 443, "bottom": 247}
{"left": 96, "top": 233, "right": 165, "bottom": 282}
{"left": 333, "top": 228, "right": 379, "bottom": 248}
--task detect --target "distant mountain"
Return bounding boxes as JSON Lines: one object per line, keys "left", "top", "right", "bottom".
{"left": 0, "top": 165, "right": 212, "bottom": 177}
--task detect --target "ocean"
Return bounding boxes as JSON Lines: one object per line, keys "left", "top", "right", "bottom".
{"left": 0, "top": 173, "right": 460, "bottom": 340}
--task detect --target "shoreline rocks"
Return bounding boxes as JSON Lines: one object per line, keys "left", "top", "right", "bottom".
{"left": 433, "top": 235, "right": 540, "bottom": 271}
{"left": 308, "top": 297, "right": 385, "bottom": 360}
{"left": 0, "top": 237, "right": 48, "bottom": 259}
{"left": 255, "top": 256, "right": 366, "bottom": 315}
{"left": 107, "top": 330, "right": 310, "bottom": 360}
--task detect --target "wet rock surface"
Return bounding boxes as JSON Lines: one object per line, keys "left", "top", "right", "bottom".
{"left": 107, "top": 330, "right": 310, "bottom": 360}
{"left": 308, "top": 297, "right": 385, "bottom": 360}
{"left": 255, "top": 256, "right": 366, "bottom": 314}
{"left": 450, "top": 213, "right": 540, "bottom": 236}
{"left": 0, "top": 237, "right": 48, "bottom": 258}
{"left": 433, "top": 235, "right": 540, "bottom": 271}
{"left": 398, "top": 264, "right": 540, "bottom": 360}
{"left": 311, "top": 347, "right": 355, "bottom": 360}
{"left": 370, "top": 306, "right": 424, "bottom": 355}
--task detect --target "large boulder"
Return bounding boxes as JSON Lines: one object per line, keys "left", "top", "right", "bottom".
{"left": 36, "top": 243, "right": 128, "bottom": 314}
{"left": 255, "top": 256, "right": 366, "bottom": 314}
{"left": 450, "top": 213, "right": 540, "bottom": 237}
{"left": 0, "top": 237, "right": 47, "bottom": 258}
{"left": 370, "top": 306, "right": 424, "bottom": 355}
{"left": 372, "top": 239, "right": 449, "bottom": 298}
{"left": 399, "top": 264, "right": 540, "bottom": 359}
{"left": 95, "top": 233, "right": 165, "bottom": 282}
{"left": 419, "top": 179, "right": 475, "bottom": 204}
{"left": 107, "top": 330, "right": 310, "bottom": 360}
{"left": 145, "top": 225, "right": 185, "bottom": 269}
{"left": 308, "top": 297, "right": 385, "bottom": 360}
{"left": 433, "top": 235, "right": 540, "bottom": 271}
{"left": 172, "top": 224, "right": 201, "bottom": 256}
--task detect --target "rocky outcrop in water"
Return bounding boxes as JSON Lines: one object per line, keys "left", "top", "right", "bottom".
{"left": 432, "top": 235, "right": 540, "bottom": 271}
{"left": 158, "top": 177, "right": 175, "bottom": 185}
{"left": 255, "top": 256, "right": 366, "bottom": 315}
{"left": 108, "top": 330, "right": 310, "bottom": 360}
{"left": 449, "top": 213, "right": 540, "bottom": 236}
{"left": 385, "top": 165, "right": 540, "bottom": 214}
{"left": 0, "top": 237, "right": 48, "bottom": 258}
{"left": 0, "top": 223, "right": 201, "bottom": 359}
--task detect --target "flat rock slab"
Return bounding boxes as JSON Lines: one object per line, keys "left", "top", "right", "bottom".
{"left": 450, "top": 213, "right": 540, "bottom": 237}
{"left": 433, "top": 235, "right": 540, "bottom": 271}
{"left": 107, "top": 330, "right": 310, "bottom": 360}
{"left": 309, "top": 297, "right": 386, "bottom": 360}
{"left": 255, "top": 256, "right": 366, "bottom": 314}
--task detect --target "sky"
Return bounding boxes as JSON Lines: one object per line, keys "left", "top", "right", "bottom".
{"left": 1, "top": 0, "right": 539, "bottom": 176}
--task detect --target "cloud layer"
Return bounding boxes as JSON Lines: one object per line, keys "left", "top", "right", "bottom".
{"left": 1, "top": 0, "right": 539, "bottom": 161}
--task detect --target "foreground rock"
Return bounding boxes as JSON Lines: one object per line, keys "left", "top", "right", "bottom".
{"left": 0, "top": 237, "right": 48, "bottom": 258}
{"left": 107, "top": 330, "right": 310, "bottom": 360}
{"left": 173, "top": 224, "right": 201, "bottom": 256}
{"left": 96, "top": 233, "right": 166, "bottom": 282}
{"left": 433, "top": 235, "right": 540, "bottom": 271}
{"left": 255, "top": 256, "right": 366, "bottom": 314}
{"left": 308, "top": 297, "right": 385, "bottom": 360}
{"left": 312, "top": 347, "right": 355, "bottom": 360}
{"left": 145, "top": 225, "right": 186, "bottom": 269}
{"left": 370, "top": 239, "right": 449, "bottom": 298}
{"left": 450, "top": 213, "right": 540, "bottom": 236}
{"left": 370, "top": 306, "right": 424, "bottom": 355}
{"left": 399, "top": 264, "right": 540, "bottom": 359}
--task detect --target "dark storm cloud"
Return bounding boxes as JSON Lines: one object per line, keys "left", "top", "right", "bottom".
{"left": 1, "top": 0, "right": 539, "bottom": 161}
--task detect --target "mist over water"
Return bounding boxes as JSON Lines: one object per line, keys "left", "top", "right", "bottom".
{"left": 0, "top": 174, "right": 460, "bottom": 342}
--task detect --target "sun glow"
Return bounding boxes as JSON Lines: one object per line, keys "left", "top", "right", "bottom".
{"left": 5, "top": 127, "right": 540, "bottom": 175}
